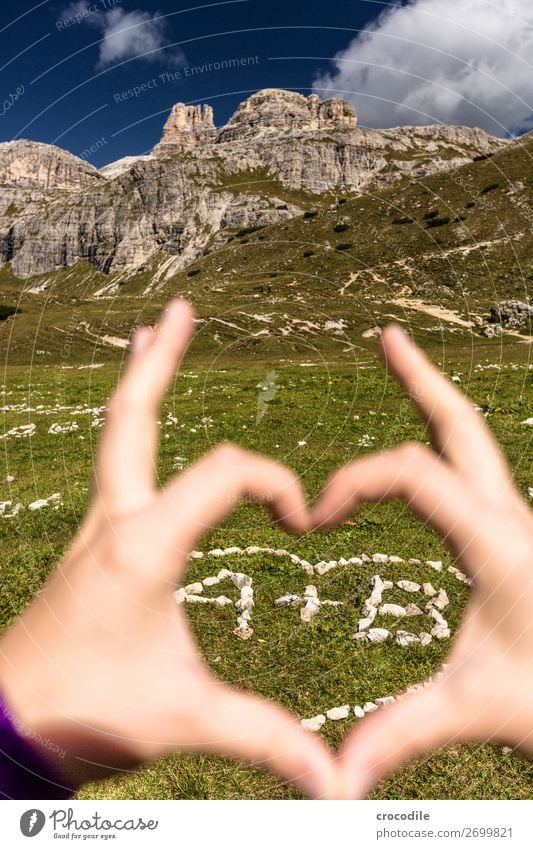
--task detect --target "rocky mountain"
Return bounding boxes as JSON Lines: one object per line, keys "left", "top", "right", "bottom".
{"left": 0, "top": 89, "right": 508, "bottom": 282}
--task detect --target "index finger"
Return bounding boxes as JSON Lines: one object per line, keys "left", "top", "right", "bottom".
{"left": 380, "top": 325, "right": 515, "bottom": 499}
{"left": 95, "top": 299, "right": 195, "bottom": 514}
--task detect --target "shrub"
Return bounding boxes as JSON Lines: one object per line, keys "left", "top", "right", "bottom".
{"left": 0, "top": 305, "right": 18, "bottom": 321}
{"left": 333, "top": 223, "right": 349, "bottom": 233}
{"left": 303, "top": 210, "right": 318, "bottom": 219}
{"left": 236, "top": 225, "right": 263, "bottom": 237}
{"left": 473, "top": 152, "right": 494, "bottom": 161}
{"left": 480, "top": 182, "right": 499, "bottom": 194}
{"left": 187, "top": 268, "right": 201, "bottom": 277}
{"left": 423, "top": 209, "right": 439, "bottom": 220}
{"left": 303, "top": 250, "right": 315, "bottom": 257}
{"left": 393, "top": 216, "right": 415, "bottom": 225}
{"left": 466, "top": 201, "right": 476, "bottom": 209}
{"left": 425, "top": 216, "right": 450, "bottom": 229}
{"left": 337, "top": 198, "right": 348, "bottom": 205}
{"left": 336, "top": 242, "right": 353, "bottom": 251}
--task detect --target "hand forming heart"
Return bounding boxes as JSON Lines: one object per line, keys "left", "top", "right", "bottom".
{"left": 0, "top": 300, "right": 531, "bottom": 799}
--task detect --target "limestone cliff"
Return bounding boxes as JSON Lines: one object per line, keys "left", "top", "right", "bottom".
{"left": 0, "top": 89, "right": 508, "bottom": 282}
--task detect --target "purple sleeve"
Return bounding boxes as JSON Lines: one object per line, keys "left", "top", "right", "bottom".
{"left": 0, "top": 697, "right": 73, "bottom": 799}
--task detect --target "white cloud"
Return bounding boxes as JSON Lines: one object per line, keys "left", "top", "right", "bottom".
{"left": 59, "top": 2, "right": 185, "bottom": 68}
{"left": 313, "top": 0, "right": 533, "bottom": 137}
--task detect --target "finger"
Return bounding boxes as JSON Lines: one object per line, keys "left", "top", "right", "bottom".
{"left": 380, "top": 325, "right": 514, "bottom": 499}
{"left": 190, "top": 684, "right": 344, "bottom": 799}
{"left": 154, "top": 444, "right": 311, "bottom": 565}
{"left": 95, "top": 300, "right": 195, "bottom": 513}
{"left": 338, "top": 678, "right": 461, "bottom": 798}
{"left": 312, "top": 443, "right": 484, "bottom": 568}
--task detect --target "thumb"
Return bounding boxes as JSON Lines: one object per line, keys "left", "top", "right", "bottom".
{"left": 190, "top": 684, "right": 344, "bottom": 799}
{"left": 339, "top": 678, "right": 461, "bottom": 798}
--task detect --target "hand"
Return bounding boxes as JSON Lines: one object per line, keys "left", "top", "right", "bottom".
{"left": 313, "top": 325, "right": 533, "bottom": 797}
{"left": 0, "top": 300, "right": 340, "bottom": 799}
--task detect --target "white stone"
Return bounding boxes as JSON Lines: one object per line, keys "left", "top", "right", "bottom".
{"left": 234, "top": 625, "right": 253, "bottom": 640}
{"left": 28, "top": 492, "right": 61, "bottom": 511}
{"left": 379, "top": 603, "right": 407, "bottom": 617}
{"left": 190, "top": 550, "right": 204, "bottom": 559}
{"left": 389, "top": 555, "right": 405, "bottom": 564}
{"left": 5, "top": 475, "right": 15, "bottom": 483}
{"left": 431, "top": 623, "right": 451, "bottom": 640}
{"left": 237, "top": 586, "right": 254, "bottom": 613}
{"left": 429, "top": 608, "right": 447, "bottom": 626}
{"left": 358, "top": 613, "right": 376, "bottom": 631}
{"left": 315, "top": 561, "right": 336, "bottom": 576}
{"left": 275, "top": 594, "right": 303, "bottom": 607}
{"left": 214, "top": 596, "right": 233, "bottom": 607}
{"left": 352, "top": 632, "right": 368, "bottom": 642}
{"left": 301, "top": 714, "right": 326, "bottom": 732}
{"left": 423, "top": 582, "right": 437, "bottom": 596}
{"left": 300, "top": 597, "right": 320, "bottom": 623}
{"left": 185, "top": 582, "right": 204, "bottom": 595}
{"left": 426, "top": 560, "right": 443, "bottom": 572}
{"left": 363, "top": 702, "right": 378, "bottom": 713}
{"left": 366, "top": 575, "right": 387, "bottom": 608}
{"left": 217, "top": 568, "right": 233, "bottom": 579}
{"left": 419, "top": 632, "right": 433, "bottom": 646}
{"left": 395, "top": 630, "right": 420, "bottom": 646}
{"left": 408, "top": 558, "right": 422, "bottom": 566}
{"left": 185, "top": 594, "right": 210, "bottom": 604}
{"left": 209, "top": 548, "right": 226, "bottom": 557}
{"left": 231, "top": 572, "right": 252, "bottom": 589}
{"left": 174, "top": 588, "right": 186, "bottom": 604}
{"left": 405, "top": 603, "right": 424, "bottom": 617}
{"left": 372, "top": 553, "right": 389, "bottom": 563}
{"left": 367, "top": 628, "right": 390, "bottom": 643}
{"left": 397, "top": 580, "right": 420, "bottom": 593}
{"left": 375, "top": 696, "right": 396, "bottom": 706}
{"left": 326, "top": 705, "right": 350, "bottom": 721}
{"left": 353, "top": 706, "right": 365, "bottom": 718}
{"left": 304, "top": 584, "right": 318, "bottom": 598}
{"left": 430, "top": 589, "right": 450, "bottom": 610}
{"left": 203, "top": 575, "right": 220, "bottom": 587}
{"left": 349, "top": 557, "right": 363, "bottom": 566}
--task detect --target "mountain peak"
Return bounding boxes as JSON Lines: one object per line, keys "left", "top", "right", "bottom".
{"left": 153, "top": 89, "right": 357, "bottom": 154}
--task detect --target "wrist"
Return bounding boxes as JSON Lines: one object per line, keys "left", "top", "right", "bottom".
{"left": 0, "top": 691, "right": 73, "bottom": 799}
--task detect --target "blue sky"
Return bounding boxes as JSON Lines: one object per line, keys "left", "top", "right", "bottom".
{"left": 1, "top": 0, "right": 532, "bottom": 167}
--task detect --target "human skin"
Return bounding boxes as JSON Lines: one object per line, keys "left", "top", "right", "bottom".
{"left": 0, "top": 300, "right": 339, "bottom": 799}
{"left": 313, "top": 324, "right": 533, "bottom": 796}
{"left": 0, "top": 303, "right": 531, "bottom": 799}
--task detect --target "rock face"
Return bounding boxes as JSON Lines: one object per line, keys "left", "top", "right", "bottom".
{"left": 0, "top": 141, "right": 102, "bottom": 191}
{"left": 154, "top": 104, "right": 217, "bottom": 155}
{"left": 0, "top": 89, "right": 508, "bottom": 281}
{"left": 482, "top": 300, "right": 533, "bottom": 335}
{"left": 217, "top": 89, "right": 356, "bottom": 143}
